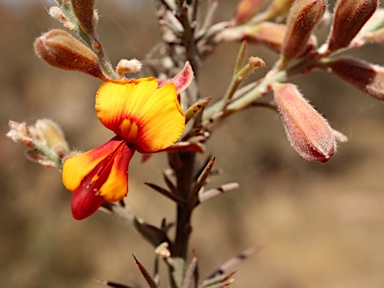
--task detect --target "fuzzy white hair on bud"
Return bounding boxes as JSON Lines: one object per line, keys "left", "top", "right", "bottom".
{"left": 116, "top": 59, "right": 143, "bottom": 78}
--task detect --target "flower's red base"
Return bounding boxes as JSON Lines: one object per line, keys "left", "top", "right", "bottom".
{"left": 71, "top": 188, "right": 105, "bottom": 220}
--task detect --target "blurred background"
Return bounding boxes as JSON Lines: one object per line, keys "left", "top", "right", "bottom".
{"left": 2, "top": 1, "right": 384, "bottom": 287}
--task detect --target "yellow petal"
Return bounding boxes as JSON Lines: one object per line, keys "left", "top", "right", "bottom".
{"left": 62, "top": 137, "right": 134, "bottom": 203}
{"left": 96, "top": 78, "right": 185, "bottom": 153}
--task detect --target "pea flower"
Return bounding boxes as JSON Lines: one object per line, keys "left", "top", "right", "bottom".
{"left": 62, "top": 66, "right": 193, "bottom": 220}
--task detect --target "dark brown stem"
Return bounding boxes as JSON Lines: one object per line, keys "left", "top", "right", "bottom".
{"left": 172, "top": 151, "right": 196, "bottom": 259}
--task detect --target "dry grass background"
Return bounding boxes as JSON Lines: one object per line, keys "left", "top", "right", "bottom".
{"left": 1, "top": 1, "right": 384, "bottom": 287}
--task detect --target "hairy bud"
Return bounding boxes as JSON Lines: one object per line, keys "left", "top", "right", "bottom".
{"left": 282, "top": 0, "right": 326, "bottom": 59}
{"left": 71, "top": 0, "right": 96, "bottom": 34}
{"left": 322, "top": 57, "right": 384, "bottom": 100}
{"left": 273, "top": 83, "right": 336, "bottom": 163}
{"left": 327, "top": 0, "right": 378, "bottom": 53}
{"left": 6, "top": 119, "right": 69, "bottom": 168}
{"left": 116, "top": 59, "right": 142, "bottom": 78}
{"left": 234, "top": 0, "right": 269, "bottom": 24}
{"left": 34, "top": 29, "right": 106, "bottom": 80}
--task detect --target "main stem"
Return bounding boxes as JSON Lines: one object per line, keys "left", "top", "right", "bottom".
{"left": 170, "top": 151, "right": 196, "bottom": 287}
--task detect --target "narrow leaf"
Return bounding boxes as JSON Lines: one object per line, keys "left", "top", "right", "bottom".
{"left": 207, "top": 246, "right": 263, "bottom": 279}
{"left": 183, "top": 254, "right": 198, "bottom": 288}
{"left": 163, "top": 141, "right": 205, "bottom": 153}
{"left": 235, "top": 41, "right": 247, "bottom": 74}
{"left": 133, "top": 218, "right": 170, "bottom": 248}
{"left": 132, "top": 254, "right": 159, "bottom": 288}
{"left": 162, "top": 172, "right": 178, "bottom": 194}
{"left": 93, "top": 279, "right": 134, "bottom": 288}
{"left": 200, "top": 272, "right": 236, "bottom": 288}
{"left": 185, "top": 98, "right": 211, "bottom": 124}
{"left": 192, "top": 157, "right": 215, "bottom": 196}
{"left": 145, "top": 182, "right": 185, "bottom": 206}
{"left": 198, "top": 183, "right": 239, "bottom": 203}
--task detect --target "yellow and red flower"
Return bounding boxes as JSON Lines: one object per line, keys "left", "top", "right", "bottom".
{"left": 62, "top": 72, "right": 191, "bottom": 219}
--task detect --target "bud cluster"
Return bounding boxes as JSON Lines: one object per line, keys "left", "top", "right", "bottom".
{"left": 6, "top": 119, "right": 69, "bottom": 169}
{"left": 217, "top": 0, "right": 384, "bottom": 162}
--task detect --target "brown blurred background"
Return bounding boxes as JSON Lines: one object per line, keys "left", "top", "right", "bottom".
{"left": 2, "top": 1, "right": 384, "bottom": 287}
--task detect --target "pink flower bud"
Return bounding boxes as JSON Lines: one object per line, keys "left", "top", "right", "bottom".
{"left": 282, "top": 0, "right": 326, "bottom": 59}
{"left": 34, "top": 29, "right": 106, "bottom": 80}
{"left": 273, "top": 83, "right": 336, "bottom": 163}
{"left": 327, "top": 0, "right": 378, "bottom": 53}
{"left": 322, "top": 57, "right": 384, "bottom": 100}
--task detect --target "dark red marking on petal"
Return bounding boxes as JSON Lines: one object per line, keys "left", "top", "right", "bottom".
{"left": 71, "top": 137, "right": 127, "bottom": 220}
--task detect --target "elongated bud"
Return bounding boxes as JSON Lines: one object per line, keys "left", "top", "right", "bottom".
{"left": 34, "top": 29, "right": 106, "bottom": 80}
{"left": 322, "top": 57, "right": 384, "bottom": 100}
{"left": 33, "top": 119, "right": 69, "bottom": 158}
{"left": 326, "top": 0, "right": 378, "bottom": 53}
{"left": 71, "top": 0, "right": 96, "bottom": 34}
{"left": 273, "top": 83, "right": 336, "bottom": 163}
{"left": 282, "top": 0, "right": 326, "bottom": 59}
{"left": 234, "top": 0, "right": 269, "bottom": 24}
{"left": 357, "top": 8, "right": 384, "bottom": 35}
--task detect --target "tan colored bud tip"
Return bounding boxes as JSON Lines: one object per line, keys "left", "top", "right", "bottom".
{"left": 323, "top": 57, "right": 384, "bottom": 100}
{"left": 282, "top": 0, "right": 326, "bottom": 59}
{"left": 248, "top": 56, "right": 265, "bottom": 68}
{"left": 34, "top": 29, "right": 106, "bottom": 80}
{"left": 116, "top": 59, "right": 142, "bottom": 78}
{"left": 7, "top": 119, "right": 70, "bottom": 168}
{"left": 71, "top": 0, "right": 96, "bottom": 34}
{"left": 273, "top": 83, "right": 336, "bottom": 163}
{"left": 327, "top": 0, "right": 378, "bottom": 53}
{"left": 33, "top": 119, "right": 69, "bottom": 157}
{"left": 234, "top": 0, "right": 269, "bottom": 24}
{"left": 49, "top": 6, "right": 67, "bottom": 22}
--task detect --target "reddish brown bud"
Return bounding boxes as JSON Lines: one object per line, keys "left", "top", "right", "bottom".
{"left": 273, "top": 83, "right": 336, "bottom": 163}
{"left": 327, "top": 0, "right": 378, "bottom": 53}
{"left": 34, "top": 29, "right": 106, "bottom": 80}
{"left": 322, "top": 57, "right": 384, "bottom": 100}
{"left": 282, "top": 0, "right": 326, "bottom": 59}
{"left": 71, "top": 0, "right": 96, "bottom": 34}
{"left": 234, "top": 0, "right": 269, "bottom": 24}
